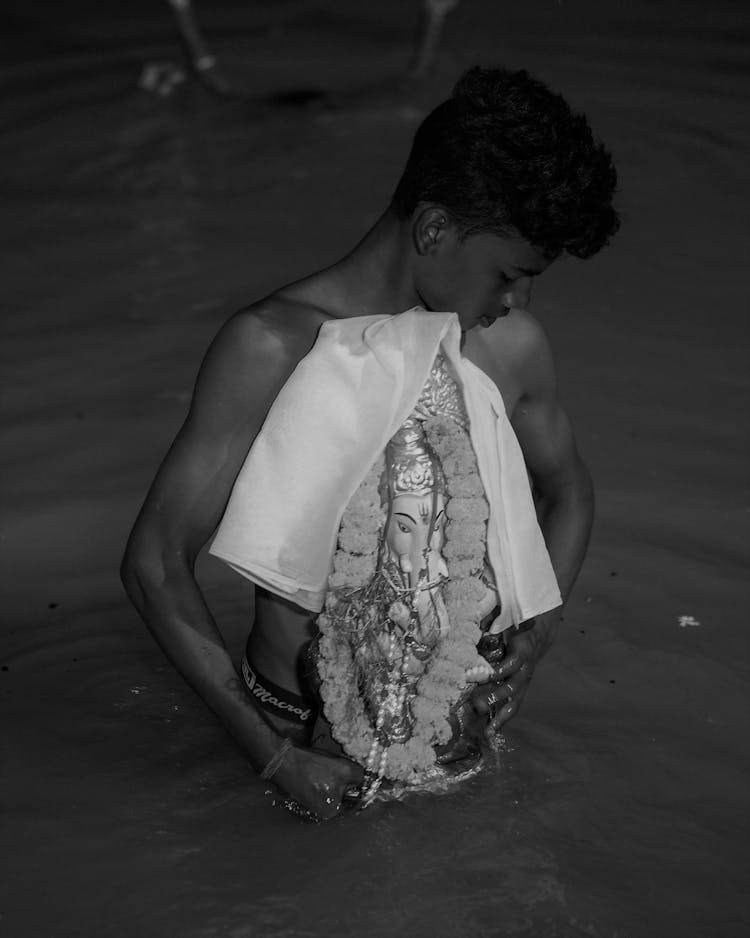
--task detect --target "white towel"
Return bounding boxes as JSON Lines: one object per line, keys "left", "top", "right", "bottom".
{"left": 209, "top": 309, "right": 561, "bottom": 627}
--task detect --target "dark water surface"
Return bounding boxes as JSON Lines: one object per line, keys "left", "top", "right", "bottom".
{"left": 1, "top": 2, "right": 749, "bottom": 936}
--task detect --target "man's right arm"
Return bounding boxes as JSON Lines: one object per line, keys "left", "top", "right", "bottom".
{"left": 120, "top": 308, "right": 361, "bottom": 818}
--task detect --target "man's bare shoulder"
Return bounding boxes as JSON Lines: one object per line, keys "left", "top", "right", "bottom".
{"left": 222, "top": 294, "right": 332, "bottom": 370}
{"left": 187, "top": 294, "right": 333, "bottom": 432}
{"left": 465, "top": 308, "right": 556, "bottom": 413}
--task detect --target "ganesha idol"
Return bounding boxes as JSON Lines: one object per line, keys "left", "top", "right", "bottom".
{"left": 357, "top": 417, "right": 451, "bottom": 745}
{"left": 307, "top": 355, "right": 507, "bottom": 803}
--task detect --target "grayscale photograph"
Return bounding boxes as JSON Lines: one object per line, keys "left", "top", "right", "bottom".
{"left": 1, "top": 1, "right": 748, "bottom": 936}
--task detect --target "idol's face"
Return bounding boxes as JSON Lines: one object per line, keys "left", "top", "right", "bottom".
{"left": 384, "top": 492, "right": 445, "bottom": 587}
{"left": 412, "top": 211, "right": 554, "bottom": 331}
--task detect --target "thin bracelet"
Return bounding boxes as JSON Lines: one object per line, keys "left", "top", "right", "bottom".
{"left": 260, "top": 738, "right": 294, "bottom": 781}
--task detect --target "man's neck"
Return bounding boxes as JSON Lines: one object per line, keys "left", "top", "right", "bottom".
{"left": 317, "top": 209, "right": 422, "bottom": 319}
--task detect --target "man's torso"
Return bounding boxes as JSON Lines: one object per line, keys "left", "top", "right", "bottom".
{"left": 235, "top": 274, "right": 540, "bottom": 736}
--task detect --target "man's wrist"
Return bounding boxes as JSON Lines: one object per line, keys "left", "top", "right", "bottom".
{"left": 533, "top": 608, "right": 563, "bottom": 628}
{"left": 260, "top": 737, "right": 295, "bottom": 781}
{"left": 522, "top": 609, "right": 562, "bottom": 656}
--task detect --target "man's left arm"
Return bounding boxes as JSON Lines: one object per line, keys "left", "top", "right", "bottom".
{"left": 482, "top": 317, "right": 594, "bottom": 727}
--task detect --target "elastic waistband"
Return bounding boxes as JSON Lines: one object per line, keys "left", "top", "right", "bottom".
{"left": 241, "top": 655, "right": 315, "bottom": 725}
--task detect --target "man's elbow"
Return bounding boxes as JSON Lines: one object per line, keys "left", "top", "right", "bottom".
{"left": 120, "top": 539, "right": 151, "bottom": 610}
{"left": 120, "top": 530, "right": 170, "bottom": 612}
{"left": 121, "top": 523, "right": 196, "bottom": 606}
{"left": 575, "top": 457, "right": 595, "bottom": 512}
{"left": 536, "top": 456, "right": 594, "bottom": 521}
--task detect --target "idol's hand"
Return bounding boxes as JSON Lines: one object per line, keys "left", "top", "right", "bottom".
{"left": 273, "top": 744, "right": 364, "bottom": 821}
{"left": 473, "top": 614, "right": 560, "bottom": 731}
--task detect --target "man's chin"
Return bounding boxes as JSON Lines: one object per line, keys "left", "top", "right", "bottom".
{"left": 476, "top": 308, "right": 513, "bottom": 329}
{"left": 462, "top": 315, "right": 494, "bottom": 331}
{"left": 457, "top": 313, "right": 480, "bottom": 332}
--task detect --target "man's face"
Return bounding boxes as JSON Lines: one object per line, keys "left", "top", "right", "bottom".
{"left": 413, "top": 225, "right": 554, "bottom": 331}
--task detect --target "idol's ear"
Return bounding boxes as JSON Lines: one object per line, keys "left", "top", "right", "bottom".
{"left": 412, "top": 204, "right": 455, "bottom": 256}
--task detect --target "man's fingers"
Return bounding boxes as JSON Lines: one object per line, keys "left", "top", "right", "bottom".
{"left": 486, "top": 698, "right": 515, "bottom": 735}
{"left": 491, "top": 653, "right": 524, "bottom": 681}
{"left": 311, "top": 772, "right": 361, "bottom": 819}
{"left": 473, "top": 672, "right": 526, "bottom": 716}
{"left": 289, "top": 751, "right": 365, "bottom": 819}
{"left": 482, "top": 665, "right": 533, "bottom": 732}
{"left": 493, "top": 699, "right": 518, "bottom": 729}
{"left": 341, "top": 783, "right": 363, "bottom": 805}
{"left": 491, "top": 657, "right": 531, "bottom": 683}
{"left": 494, "top": 680, "right": 521, "bottom": 705}
{"left": 490, "top": 684, "right": 528, "bottom": 731}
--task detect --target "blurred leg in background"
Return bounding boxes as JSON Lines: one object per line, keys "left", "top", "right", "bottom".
{"left": 161, "top": 0, "right": 462, "bottom": 98}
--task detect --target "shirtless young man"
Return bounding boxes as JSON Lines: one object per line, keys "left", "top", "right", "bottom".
{"left": 121, "top": 67, "right": 619, "bottom": 820}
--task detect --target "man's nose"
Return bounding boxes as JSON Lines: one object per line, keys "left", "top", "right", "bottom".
{"left": 502, "top": 277, "right": 533, "bottom": 311}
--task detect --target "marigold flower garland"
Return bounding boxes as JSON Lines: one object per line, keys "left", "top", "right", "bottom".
{"left": 316, "top": 414, "right": 491, "bottom": 786}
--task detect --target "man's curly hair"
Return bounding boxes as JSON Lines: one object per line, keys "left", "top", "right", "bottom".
{"left": 392, "top": 67, "right": 619, "bottom": 258}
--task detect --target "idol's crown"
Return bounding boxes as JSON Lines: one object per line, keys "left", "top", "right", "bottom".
{"left": 385, "top": 417, "right": 445, "bottom": 498}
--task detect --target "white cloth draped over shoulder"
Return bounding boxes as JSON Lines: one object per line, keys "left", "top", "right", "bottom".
{"left": 209, "top": 308, "right": 561, "bottom": 630}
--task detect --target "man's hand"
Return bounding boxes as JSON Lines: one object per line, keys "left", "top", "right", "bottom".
{"left": 472, "top": 613, "right": 560, "bottom": 732}
{"left": 273, "top": 745, "right": 364, "bottom": 821}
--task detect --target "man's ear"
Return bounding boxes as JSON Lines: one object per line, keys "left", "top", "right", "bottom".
{"left": 412, "top": 205, "right": 453, "bottom": 256}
